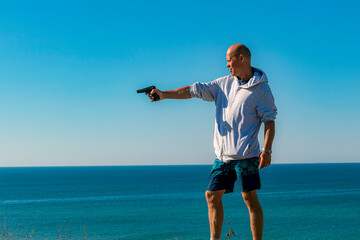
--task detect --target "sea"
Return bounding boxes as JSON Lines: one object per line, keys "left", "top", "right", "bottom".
{"left": 0, "top": 163, "right": 359, "bottom": 240}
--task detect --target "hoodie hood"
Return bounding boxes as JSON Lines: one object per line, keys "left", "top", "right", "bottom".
{"left": 239, "top": 67, "right": 268, "bottom": 89}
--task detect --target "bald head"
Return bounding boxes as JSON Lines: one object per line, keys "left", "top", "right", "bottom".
{"left": 227, "top": 44, "right": 251, "bottom": 59}
{"left": 226, "top": 44, "right": 253, "bottom": 80}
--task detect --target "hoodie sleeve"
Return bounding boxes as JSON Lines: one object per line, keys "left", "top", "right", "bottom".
{"left": 256, "top": 83, "right": 277, "bottom": 122}
{"left": 189, "top": 79, "right": 219, "bottom": 102}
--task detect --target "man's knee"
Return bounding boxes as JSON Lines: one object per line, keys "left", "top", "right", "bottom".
{"left": 242, "top": 190, "right": 261, "bottom": 210}
{"left": 205, "top": 190, "right": 225, "bottom": 206}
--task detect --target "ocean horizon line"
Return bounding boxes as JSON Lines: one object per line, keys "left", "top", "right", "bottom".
{"left": 1, "top": 161, "right": 359, "bottom": 168}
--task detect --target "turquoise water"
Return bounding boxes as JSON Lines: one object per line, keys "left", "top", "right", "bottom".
{"left": 1, "top": 164, "right": 359, "bottom": 239}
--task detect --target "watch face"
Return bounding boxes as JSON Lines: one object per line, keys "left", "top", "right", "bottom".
{"left": 263, "top": 149, "right": 272, "bottom": 154}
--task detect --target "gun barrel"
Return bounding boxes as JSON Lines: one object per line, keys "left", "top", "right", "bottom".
{"left": 136, "top": 85, "right": 156, "bottom": 93}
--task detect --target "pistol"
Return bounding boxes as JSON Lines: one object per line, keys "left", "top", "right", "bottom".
{"left": 136, "top": 85, "right": 160, "bottom": 101}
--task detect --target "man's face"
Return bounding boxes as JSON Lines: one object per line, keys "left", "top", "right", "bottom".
{"left": 226, "top": 50, "right": 241, "bottom": 76}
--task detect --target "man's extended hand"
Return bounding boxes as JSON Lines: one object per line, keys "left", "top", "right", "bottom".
{"left": 147, "top": 89, "right": 164, "bottom": 102}
{"left": 259, "top": 151, "right": 271, "bottom": 169}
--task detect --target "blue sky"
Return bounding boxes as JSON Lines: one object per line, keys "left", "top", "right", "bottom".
{"left": 1, "top": 0, "right": 359, "bottom": 166}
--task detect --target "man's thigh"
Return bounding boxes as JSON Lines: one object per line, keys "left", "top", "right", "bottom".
{"left": 207, "top": 159, "right": 237, "bottom": 193}
{"left": 232, "top": 157, "right": 261, "bottom": 192}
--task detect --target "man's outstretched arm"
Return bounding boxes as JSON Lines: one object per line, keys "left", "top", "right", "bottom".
{"left": 148, "top": 86, "right": 191, "bottom": 102}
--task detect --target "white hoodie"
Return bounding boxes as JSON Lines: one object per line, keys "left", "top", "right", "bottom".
{"left": 190, "top": 67, "right": 277, "bottom": 161}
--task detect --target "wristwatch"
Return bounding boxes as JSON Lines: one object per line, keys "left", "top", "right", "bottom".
{"left": 262, "top": 148, "right": 272, "bottom": 154}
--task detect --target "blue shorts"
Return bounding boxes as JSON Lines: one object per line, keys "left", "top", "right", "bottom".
{"left": 207, "top": 157, "right": 261, "bottom": 193}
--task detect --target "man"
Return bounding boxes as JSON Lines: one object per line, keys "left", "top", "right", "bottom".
{"left": 147, "top": 44, "right": 277, "bottom": 240}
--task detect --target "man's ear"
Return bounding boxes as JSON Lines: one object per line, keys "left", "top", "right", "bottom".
{"left": 239, "top": 54, "right": 245, "bottom": 63}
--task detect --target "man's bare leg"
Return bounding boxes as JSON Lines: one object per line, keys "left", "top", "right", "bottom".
{"left": 206, "top": 190, "right": 226, "bottom": 239}
{"left": 242, "top": 190, "right": 263, "bottom": 240}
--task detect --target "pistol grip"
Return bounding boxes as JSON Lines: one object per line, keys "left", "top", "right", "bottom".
{"left": 153, "top": 93, "right": 160, "bottom": 101}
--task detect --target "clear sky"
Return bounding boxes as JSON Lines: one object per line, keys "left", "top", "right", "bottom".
{"left": 1, "top": 0, "right": 359, "bottom": 166}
